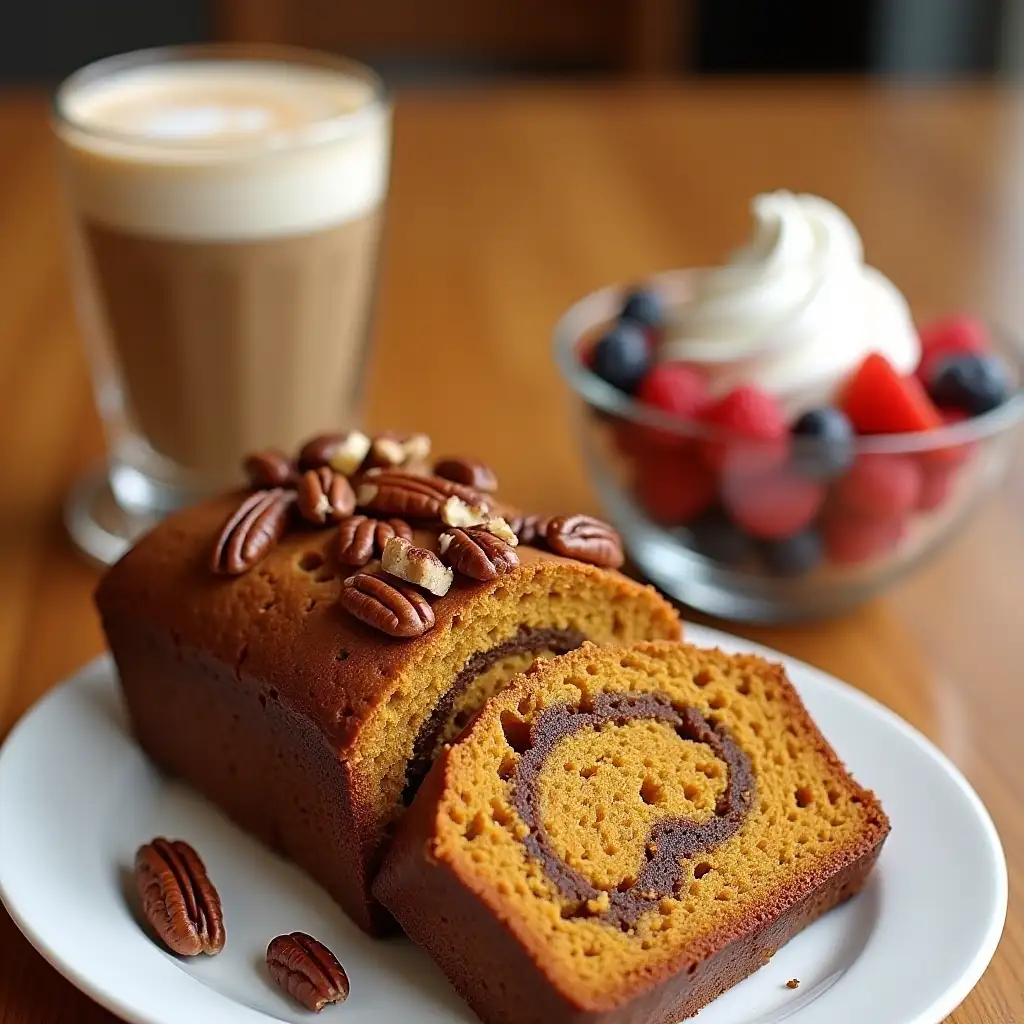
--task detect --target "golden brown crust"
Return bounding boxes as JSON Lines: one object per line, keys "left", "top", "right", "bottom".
{"left": 96, "top": 492, "right": 677, "bottom": 754}
{"left": 374, "top": 642, "right": 890, "bottom": 1022}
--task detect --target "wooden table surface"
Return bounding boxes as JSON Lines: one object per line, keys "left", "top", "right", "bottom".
{"left": 1, "top": 81, "right": 1022, "bottom": 1023}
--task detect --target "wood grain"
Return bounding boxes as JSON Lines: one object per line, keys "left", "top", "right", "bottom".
{"left": 1, "top": 82, "right": 1022, "bottom": 1022}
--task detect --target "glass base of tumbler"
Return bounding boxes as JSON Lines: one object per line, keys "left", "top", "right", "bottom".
{"left": 64, "top": 465, "right": 160, "bottom": 567}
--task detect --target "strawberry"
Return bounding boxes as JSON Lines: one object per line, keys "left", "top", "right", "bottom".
{"left": 840, "top": 352, "right": 942, "bottom": 434}
{"left": 722, "top": 471, "right": 825, "bottom": 540}
{"left": 823, "top": 513, "right": 907, "bottom": 566}
{"left": 698, "top": 385, "right": 789, "bottom": 471}
{"left": 832, "top": 454, "right": 922, "bottom": 520}
{"left": 634, "top": 451, "right": 717, "bottom": 526}
{"left": 916, "top": 316, "right": 989, "bottom": 385}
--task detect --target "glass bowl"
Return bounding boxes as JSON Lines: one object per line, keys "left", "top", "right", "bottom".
{"left": 553, "top": 269, "right": 1024, "bottom": 623}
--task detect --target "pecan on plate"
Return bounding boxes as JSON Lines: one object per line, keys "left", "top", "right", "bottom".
{"left": 243, "top": 449, "right": 294, "bottom": 489}
{"left": 211, "top": 489, "right": 293, "bottom": 575}
{"left": 381, "top": 536, "right": 454, "bottom": 596}
{"left": 545, "top": 514, "right": 624, "bottom": 569}
{"left": 296, "top": 467, "right": 356, "bottom": 526}
{"left": 433, "top": 455, "right": 498, "bottom": 493}
{"left": 340, "top": 573, "right": 436, "bottom": 637}
{"left": 297, "top": 431, "right": 371, "bottom": 476}
{"left": 337, "top": 515, "right": 413, "bottom": 566}
{"left": 134, "top": 838, "right": 225, "bottom": 956}
{"left": 267, "top": 931, "right": 350, "bottom": 1012}
{"left": 355, "top": 470, "right": 485, "bottom": 520}
{"left": 439, "top": 528, "right": 520, "bottom": 581}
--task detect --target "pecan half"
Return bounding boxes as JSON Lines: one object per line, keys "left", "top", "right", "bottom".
{"left": 337, "top": 515, "right": 412, "bottom": 565}
{"left": 211, "top": 489, "right": 293, "bottom": 575}
{"left": 546, "top": 514, "right": 624, "bottom": 568}
{"left": 381, "top": 535, "right": 454, "bottom": 596}
{"left": 267, "top": 932, "right": 349, "bottom": 1012}
{"left": 510, "top": 513, "right": 550, "bottom": 546}
{"left": 356, "top": 470, "right": 485, "bottom": 519}
{"left": 296, "top": 467, "right": 356, "bottom": 525}
{"left": 243, "top": 449, "right": 294, "bottom": 489}
{"left": 297, "top": 431, "right": 371, "bottom": 475}
{"left": 433, "top": 455, "right": 498, "bottom": 493}
{"left": 439, "top": 528, "right": 520, "bottom": 581}
{"left": 340, "top": 573, "right": 436, "bottom": 637}
{"left": 135, "top": 838, "right": 225, "bottom": 956}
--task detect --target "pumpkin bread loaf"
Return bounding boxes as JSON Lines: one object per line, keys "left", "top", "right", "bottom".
{"left": 375, "top": 641, "right": 889, "bottom": 1023}
{"left": 95, "top": 434, "right": 681, "bottom": 934}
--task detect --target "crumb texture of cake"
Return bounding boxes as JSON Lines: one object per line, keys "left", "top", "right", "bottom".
{"left": 95, "top": 492, "right": 680, "bottom": 934}
{"left": 374, "top": 641, "right": 889, "bottom": 1024}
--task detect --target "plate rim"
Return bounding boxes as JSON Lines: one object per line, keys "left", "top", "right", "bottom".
{"left": 0, "top": 638, "right": 1009, "bottom": 1024}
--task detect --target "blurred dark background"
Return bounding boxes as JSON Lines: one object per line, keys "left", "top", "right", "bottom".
{"left": 0, "top": 0, "right": 1016, "bottom": 84}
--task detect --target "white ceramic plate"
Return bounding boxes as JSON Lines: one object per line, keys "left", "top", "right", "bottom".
{"left": 0, "top": 625, "right": 1007, "bottom": 1024}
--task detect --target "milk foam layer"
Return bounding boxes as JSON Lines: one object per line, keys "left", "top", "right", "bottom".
{"left": 56, "top": 60, "right": 389, "bottom": 240}
{"left": 662, "top": 192, "right": 921, "bottom": 413}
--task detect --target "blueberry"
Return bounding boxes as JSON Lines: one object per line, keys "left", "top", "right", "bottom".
{"left": 688, "top": 511, "right": 755, "bottom": 567}
{"left": 759, "top": 529, "right": 823, "bottom": 578}
{"left": 620, "top": 287, "right": 663, "bottom": 330}
{"left": 590, "top": 321, "right": 651, "bottom": 394}
{"left": 790, "top": 407, "right": 855, "bottom": 481}
{"left": 928, "top": 353, "right": 1011, "bottom": 415}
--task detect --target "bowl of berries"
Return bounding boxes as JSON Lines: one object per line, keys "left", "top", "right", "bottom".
{"left": 554, "top": 193, "right": 1024, "bottom": 622}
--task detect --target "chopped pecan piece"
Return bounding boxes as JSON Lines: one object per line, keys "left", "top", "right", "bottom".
{"left": 381, "top": 535, "right": 454, "bottom": 596}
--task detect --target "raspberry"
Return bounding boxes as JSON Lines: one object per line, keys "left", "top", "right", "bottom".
{"left": 916, "top": 315, "right": 989, "bottom": 384}
{"left": 920, "top": 408, "right": 974, "bottom": 471}
{"left": 698, "top": 385, "right": 789, "bottom": 471}
{"left": 832, "top": 455, "right": 922, "bottom": 519}
{"left": 917, "top": 464, "right": 957, "bottom": 512}
{"left": 636, "top": 363, "right": 710, "bottom": 420}
{"left": 824, "top": 514, "right": 906, "bottom": 566}
{"left": 840, "top": 352, "right": 942, "bottom": 434}
{"left": 634, "top": 451, "right": 716, "bottom": 526}
{"left": 722, "top": 471, "right": 825, "bottom": 540}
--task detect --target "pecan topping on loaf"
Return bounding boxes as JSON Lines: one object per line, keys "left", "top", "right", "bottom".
{"left": 356, "top": 470, "right": 485, "bottom": 520}
{"left": 340, "top": 572, "right": 436, "bottom": 637}
{"left": 509, "top": 513, "right": 550, "bottom": 546}
{"left": 434, "top": 455, "right": 498, "bottom": 493}
{"left": 266, "top": 932, "right": 349, "bottom": 1012}
{"left": 297, "top": 431, "right": 372, "bottom": 475}
{"left": 439, "top": 528, "right": 520, "bottom": 581}
{"left": 381, "top": 536, "right": 454, "bottom": 596}
{"left": 337, "top": 514, "right": 413, "bottom": 566}
{"left": 243, "top": 449, "right": 294, "bottom": 489}
{"left": 546, "top": 514, "right": 624, "bottom": 568}
{"left": 211, "top": 489, "right": 293, "bottom": 575}
{"left": 135, "top": 838, "right": 225, "bottom": 956}
{"left": 296, "top": 467, "right": 356, "bottom": 526}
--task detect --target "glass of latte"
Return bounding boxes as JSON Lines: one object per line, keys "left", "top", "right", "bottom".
{"left": 53, "top": 45, "right": 390, "bottom": 564}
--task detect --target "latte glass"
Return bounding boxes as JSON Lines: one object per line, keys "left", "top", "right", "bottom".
{"left": 53, "top": 44, "right": 391, "bottom": 564}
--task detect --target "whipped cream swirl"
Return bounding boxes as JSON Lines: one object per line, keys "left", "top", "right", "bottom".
{"left": 662, "top": 192, "right": 920, "bottom": 413}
